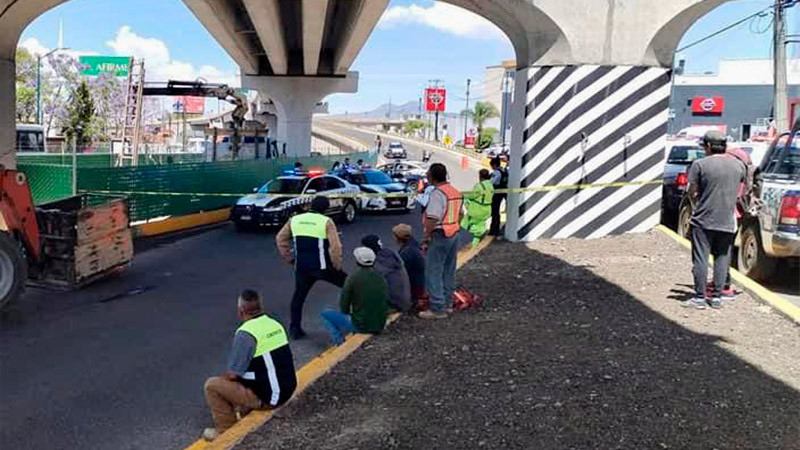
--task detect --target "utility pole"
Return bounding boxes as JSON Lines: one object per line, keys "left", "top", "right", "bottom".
{"left": 773, "top": 0, "right": 789, "bottom": 133}
{"left": 464, "top": 78, "right": 471, "bottom": 142}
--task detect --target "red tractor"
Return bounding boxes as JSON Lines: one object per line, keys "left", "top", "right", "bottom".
{"left": 1, "top": 167, "right": 134, "bottom": 310}
{"left": 0, "top": 168, "right": 40, "bottom": 309}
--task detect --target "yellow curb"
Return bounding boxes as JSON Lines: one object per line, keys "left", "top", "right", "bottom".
{"left": 134, "top": 209, "right": 230, "bottom": 238}
{"left": 656, "top": 225, "right": 800, "bottom": 325}
{"left": 185, "top": 235, "right": 494, "bottom": 450}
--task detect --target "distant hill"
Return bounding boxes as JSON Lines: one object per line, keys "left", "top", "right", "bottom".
{"left": 330, "top": 101, "right": 420, "bottom": 119}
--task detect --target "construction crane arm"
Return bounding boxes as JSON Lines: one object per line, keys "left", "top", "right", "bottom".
{"left": 141, "top": 80, "right": 248, "bottom": 127}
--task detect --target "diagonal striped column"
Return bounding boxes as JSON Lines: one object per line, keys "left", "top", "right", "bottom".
{"left": 513, "top": 64, "right": 672, "bottom": 242}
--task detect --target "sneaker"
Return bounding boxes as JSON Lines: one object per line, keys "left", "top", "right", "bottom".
{"left": 418, "top": 310, "right": 448, "bottom": 320}
{"left": 202, "top": 428, "right": 219, "bottom": 442}
{"left": 709, "top": 297, "right": 723, "bottom": 309}
{"left": 720, "top": 286, "right": 737, "bottom": 302}
{"left": 289, "top": 328, "right": 307, "bottom": 340}
{"left": 681, "top": 297, "right": 707, "bottom": 310}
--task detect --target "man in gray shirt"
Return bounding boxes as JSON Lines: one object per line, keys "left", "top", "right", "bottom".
{"left": 684, "top": 131, "right": 745, "bottom": 309}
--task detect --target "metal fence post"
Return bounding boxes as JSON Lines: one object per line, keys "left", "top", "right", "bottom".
{"left": 72, "top": 136, "right": 77, "bottom": 196}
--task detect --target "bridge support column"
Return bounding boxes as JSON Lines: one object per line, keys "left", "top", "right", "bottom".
{"left": 242, "top": 73, "right": 358, "bottom": 156}
{"left": 1, "top": 57, "right": 15, "bottom": 169}
{"left": 505, "top": 64, "right": 672, "bottom": 242}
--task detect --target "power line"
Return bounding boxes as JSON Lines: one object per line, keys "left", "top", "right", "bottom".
{"left": 676, "top": 5, "right": 773, "bottom": 52}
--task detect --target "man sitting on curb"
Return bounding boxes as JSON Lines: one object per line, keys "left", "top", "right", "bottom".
{"left": 320, "top": 247, "right": 389, "bottom": 346}
{"left": 202, "top": 290, "right": 297, "bottom": 441}
{"left": 392, "top": 224, "right": 426, "bottom": 312}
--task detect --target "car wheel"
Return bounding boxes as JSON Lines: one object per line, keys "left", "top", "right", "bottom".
{"left": 339, "top": 201, "right": 357, "bottom": 224}
{"left": 677, "top": 202, "right": 692, "bottom": 239}
{"left": 0, "top": 232, "right": 27, "bottom": 311}
{"left": 737, "top": 222, "right": 776, "bottom": 281}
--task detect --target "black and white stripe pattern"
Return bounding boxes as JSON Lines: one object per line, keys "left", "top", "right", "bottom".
{"left": 516, "top": 65, "right": 671, "bottom": 241}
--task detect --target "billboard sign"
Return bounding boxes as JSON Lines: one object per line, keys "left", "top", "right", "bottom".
{"left": 690, "top": 96, "right": 725, "bottom": 115}
{"left": 425, "top": 88, "right": 446, "bottom": 113}
{"left": 79, "top": 56, "right": 131, "bottom": 76}
{"left": 173, "top": 96, "right": 205, "bottom": 114}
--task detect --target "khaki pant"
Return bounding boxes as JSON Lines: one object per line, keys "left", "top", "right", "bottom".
{"left": 204, "top": 376, "right": 263, "bottom": 432}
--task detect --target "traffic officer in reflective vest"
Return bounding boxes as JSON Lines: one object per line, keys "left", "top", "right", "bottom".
{"left": 202, "top": 290, "right": 297, "bottom": 441}
{"left": 420, "top": 163, "right": 463, "bottom": 320}
{"left": 276, "top": 196, "right": 346, "bottom": 339}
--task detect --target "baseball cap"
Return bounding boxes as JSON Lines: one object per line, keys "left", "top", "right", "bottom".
{"left": 702, "top": 130, "right": 726, "bottom": 145}
{"left": 353, "top": 247, "right": 376, "bottom": 266}
{"left": 392, "top": 224, "right": 412, "bottom": 240}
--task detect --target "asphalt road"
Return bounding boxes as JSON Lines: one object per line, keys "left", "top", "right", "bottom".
{"left": 313, "top": 120, "right": 482, "bottom": 191}
{"left": 0, "top": 135, "right": 481, "bottom": 450}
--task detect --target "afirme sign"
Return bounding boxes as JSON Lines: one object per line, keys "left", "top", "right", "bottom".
{"left": 79, "top": 56, "right": 131, "bottom": 76}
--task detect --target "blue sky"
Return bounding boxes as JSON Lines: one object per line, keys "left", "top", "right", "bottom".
{"left": 20, "top": 0, "right": 798, "bottom": 115}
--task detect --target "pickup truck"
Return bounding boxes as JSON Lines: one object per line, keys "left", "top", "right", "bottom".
{"left": 737, "top": 122, "right": 800, "bottom": 280}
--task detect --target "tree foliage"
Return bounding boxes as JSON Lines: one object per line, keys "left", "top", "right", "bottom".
{"left": 478, "top": 127, "right": 498, "bottom": 150}
{"left": 403, "top": 119, "right": 427, "bottom": 136}
{"left": 63, "top": 80, "right": 96, "bottom": 150}
{"left": 472, "top": 101, "right": 499, "bottom": 148}
{"left": 15, "top": 48, "right": 37, "bottom": 123}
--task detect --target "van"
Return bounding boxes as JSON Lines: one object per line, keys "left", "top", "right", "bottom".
{"left": 16, "top": 124, "right": 46, "bottom": 153}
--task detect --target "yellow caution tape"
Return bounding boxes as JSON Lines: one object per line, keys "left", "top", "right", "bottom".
{"left": 80, "top": 179, "right": 661, "bottom": 200}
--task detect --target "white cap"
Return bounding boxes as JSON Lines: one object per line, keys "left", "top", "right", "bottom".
{"left": 353, "top": 247, "right": 376, "bottom": 266}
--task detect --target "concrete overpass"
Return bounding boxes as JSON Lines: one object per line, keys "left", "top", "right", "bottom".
{"left": 1, "top": 0, "right": 736, "bottom": 241}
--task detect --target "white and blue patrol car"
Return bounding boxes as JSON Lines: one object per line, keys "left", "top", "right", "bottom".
{"left": 231, "top": 171, "right": 360, "bottom": 229}
{"left": 332, "top": 169, "right": 415, "bottom": 213}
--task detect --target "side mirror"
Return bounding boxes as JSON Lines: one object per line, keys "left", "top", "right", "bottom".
{"left": 252, "top": 188, "right": 258, "bottom": 193}
{"left": 305, "top": 189, "right": 317, "bottom": 195}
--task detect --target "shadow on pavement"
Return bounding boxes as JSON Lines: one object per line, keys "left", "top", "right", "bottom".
{"left": 238, "top": 242, "right": 800, "bottom": 450}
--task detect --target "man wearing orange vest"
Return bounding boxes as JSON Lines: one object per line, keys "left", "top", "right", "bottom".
{"left": 419, "top": 163, "right": 463, "bottom": 320}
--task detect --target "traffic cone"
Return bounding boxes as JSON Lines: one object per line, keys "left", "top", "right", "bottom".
{"left": 461, "top": 156, "right": 469, "bottom": 170}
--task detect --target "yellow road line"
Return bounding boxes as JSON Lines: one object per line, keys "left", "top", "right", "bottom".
{"left": 134, "top": 209, "right": 231, "bottom": 238}
{"left": 184, "top": 235, "right": 495, "bottom": 450}
{"left": 656, "top": 225, "right": 800, "bottom": 325}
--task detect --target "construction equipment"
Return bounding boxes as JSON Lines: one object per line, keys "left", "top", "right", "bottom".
{"left": 0, "top": 167, "right": 133, "bottom": 310}
{"left": 118, "top": 58, "right": 146, "bottom": 167}
{"left": 142, "top": 80, "right": 248, "bottom": 157}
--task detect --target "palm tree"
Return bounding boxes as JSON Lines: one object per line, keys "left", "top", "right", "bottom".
{"left": 472, "top": 101, "right": 499, "bottom": 148}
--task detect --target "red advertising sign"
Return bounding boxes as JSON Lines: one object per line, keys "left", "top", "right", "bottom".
{"left": 691, "top": 96, "right": 725, "bottom": 115}
{"left": 425, "top": 88, "right": 446, "bottom": 112}
{"left": 175, "top": 96, "right": 205, "bottom": 114}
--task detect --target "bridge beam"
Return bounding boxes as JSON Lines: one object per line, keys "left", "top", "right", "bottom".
{"left": 302, "top": 0, "right": 329, "bottom": 75}
{"left": 242, "top": 73, "right": 358, "bottom": 156}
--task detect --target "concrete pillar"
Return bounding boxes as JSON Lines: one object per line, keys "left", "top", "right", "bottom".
{"left": 506, "top": 64, "right": 672, "bottom": 242}
{"left": 242, "top": 73, "right": 357, "bottom": 156}
{"left": 1, "top": 57, "right": 15, "bottom": 169}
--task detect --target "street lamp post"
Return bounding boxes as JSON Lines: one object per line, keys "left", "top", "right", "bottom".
{"left": 36, "top": 47, "right": 68, "bottom": 125}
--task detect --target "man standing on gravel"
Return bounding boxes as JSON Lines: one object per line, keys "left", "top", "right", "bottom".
{"left": 420, "top": 163, "right": 463, "bottom": 320}
{"left": 684, "top": 131, "right": 745, "bottom": 310}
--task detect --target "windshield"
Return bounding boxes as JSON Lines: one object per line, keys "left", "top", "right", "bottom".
{"left": 258, "top": 178, "right": 306, "bottom": 194}
{"left": 762, "top": 133, "right": 799, "bottom": 180}
{"left": 667, "top": 146, "right": 706, "bottom": 164}
{"left": 17, "top": 130, "right": 45, "bottom": 152}
{"left": 389, "top": 143, "right": 402, "bottom": 149}
{"left": 364, "top": 171, "right": 393, "bottom": 185}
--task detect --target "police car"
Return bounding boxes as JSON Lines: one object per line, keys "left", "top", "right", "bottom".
{"left": 384, "top": 142, "right": 407, "bottom": 159}
{"left": 231, "top": 170, "right": 360, "bottom": 229}
{"left": 332, "top": 169, "right": 415, "bottom": 213}
{"left": 377, "top": 160, "right": 429, "bottom": 189}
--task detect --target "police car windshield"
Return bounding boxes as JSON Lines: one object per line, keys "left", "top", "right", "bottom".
{"left": 762, "top": 134, "right": 799, "bottom": 180}
{"left": 364, "top": 171, "right": 393, "bottom": 185}
{"left": 667, "top": 146, "right": 706, "bottom": 164}
{"left": 259, "top": 178, "right": 306, "bottom": 194}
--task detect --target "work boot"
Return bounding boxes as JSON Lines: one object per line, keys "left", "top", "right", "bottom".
{"left": 681, "top": 296, "right": 707, "bottom": 310}
{"left": 289, "top": 328, "right": 307, "bottom": 340}
{"left": 418, "top": 310, "right": 448, "bottom": 320}
{"left": 202, "top": 428, "right": 219, "bottom": 442}
{"left": 709, "top": 297, "right": 723, "bottom": 309}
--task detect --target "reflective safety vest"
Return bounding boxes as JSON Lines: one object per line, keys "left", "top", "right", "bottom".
{"left": 237, "top": 315, "right": 297, "bottom": 406}
{"left": 465, "top": 180, "right": 493, "bottom": 220}
{"left": 422, "top": 183, "right": 463, "bottom": 238}
{"left": 291, "top": 212, "right": 331, "bottom": 271}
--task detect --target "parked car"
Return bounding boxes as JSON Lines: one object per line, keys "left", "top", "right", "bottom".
{"left": 332, "top": 168, "right": 415, "bottom": 213}
{"left": 16, "top": 123, "right": 46, "bottom": 153}
{"left": 377, "top": 160, "right": 429, "bottom": 189}
{"left": 384, "top": 142, "right": 407, "bottom": 159}
{"left": 661, "top": 141, "right": 706, "bottom": 229}
{"left": 732, "top": 142, "right": 770, "bottom": 167}
{"left": 736, "top": 124, "right": 800, "bottom": 280}
{"left": 231, "top": 171, "right": 359, "bottom": 230}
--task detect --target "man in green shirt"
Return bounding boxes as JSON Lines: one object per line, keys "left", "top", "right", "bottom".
{"left": 320, "top": 247, "right": 389, "bottom": 346}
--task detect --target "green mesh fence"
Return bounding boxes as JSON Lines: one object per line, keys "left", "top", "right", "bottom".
{"left": 17, "top": 152, "right": 206, "bottom": 167}
{"left": 76, "top": 152, "right": 376, "bottom": 222}
{"left": 18, "top": 164, "right": 73, "bottom": 205}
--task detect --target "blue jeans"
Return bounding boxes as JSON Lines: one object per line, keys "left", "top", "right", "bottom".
{"left": 425, "top": 232, "right": 459, "bottom": 312}
{"left": 320, "top": 310, "right": 355, "bottom": 345}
